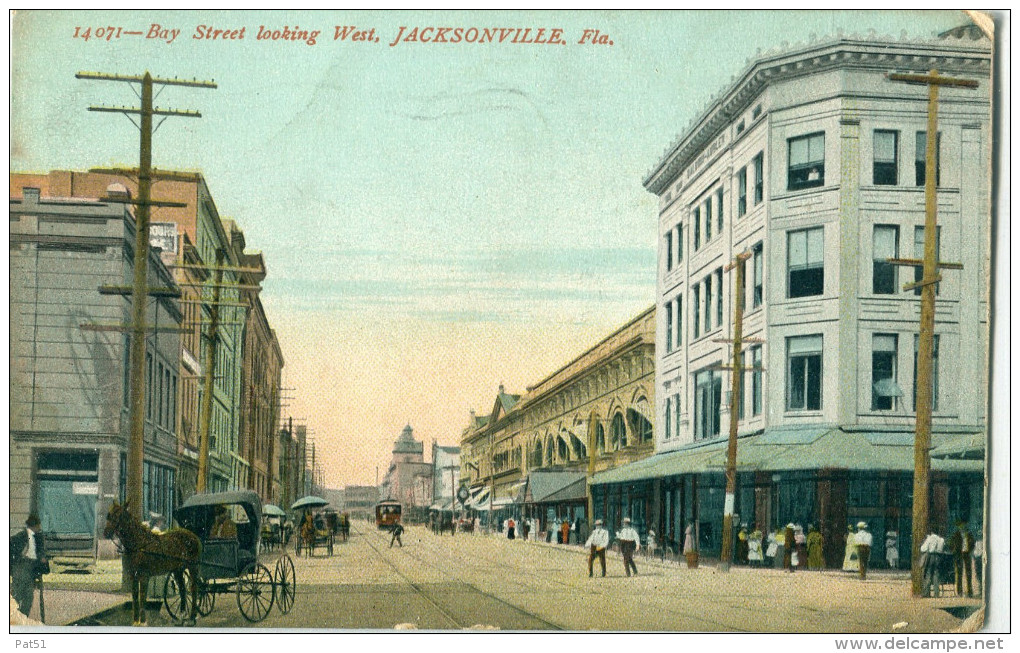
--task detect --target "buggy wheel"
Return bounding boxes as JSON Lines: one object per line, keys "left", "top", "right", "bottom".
{"left": 274, "top": 555, "right": 296, "bottom": 614}
{"left": 163, "top": 569, "right": 194, "bottom": 623}
{"left": 196, "top": 578, "right": 215, "bottom": 616}
{"left": 236, "top": 563, "right": 275, "bottom": 622}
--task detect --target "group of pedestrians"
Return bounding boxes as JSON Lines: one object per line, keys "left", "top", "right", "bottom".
{"left": 583, "top": 517, "right": 642, "bottom": 578}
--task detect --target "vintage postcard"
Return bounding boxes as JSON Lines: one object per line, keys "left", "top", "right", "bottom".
{"left": 7, "top": 8, "right": 1007, "bottom": 643}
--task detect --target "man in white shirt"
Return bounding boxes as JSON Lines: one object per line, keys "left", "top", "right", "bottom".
{"left": 854, "top": 521, "right": 874, "bottom": 580}
{"left": 617, "top": 517, "right": 641, "bottom": 577}
{"left": 585, "top": 519, "right": 610, "bottom": 578}
{"left": 920, "top": 531, "right": 946, "bottom": 597}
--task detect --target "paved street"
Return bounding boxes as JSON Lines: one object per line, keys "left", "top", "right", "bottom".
{"left": 86, "top": 521, "right": 979, "bottom": 632}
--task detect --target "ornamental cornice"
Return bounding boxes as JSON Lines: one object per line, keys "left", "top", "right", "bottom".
{"left": 644, "top": 35, "right": 991, "bottom": 196}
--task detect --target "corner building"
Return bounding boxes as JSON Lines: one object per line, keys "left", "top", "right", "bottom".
{"left": 594, "top": 30, "right": 990, "bottom": 565}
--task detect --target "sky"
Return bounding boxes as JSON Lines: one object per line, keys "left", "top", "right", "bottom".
{"left": 10, "top": 10, "right": 976, "bottom": 488}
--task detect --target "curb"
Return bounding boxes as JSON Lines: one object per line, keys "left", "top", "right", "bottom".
{"left": 67, "top": 599, "right": 132, "bottom": 626}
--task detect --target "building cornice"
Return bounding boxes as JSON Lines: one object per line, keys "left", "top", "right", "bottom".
{"left": 643, "top": 35, "right": 991, "bottom": 196}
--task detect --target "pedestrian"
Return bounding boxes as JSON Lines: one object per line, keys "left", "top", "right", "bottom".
{"left": 783, "top": 523, "right": 796, "bottom": 572}
{"left": 919, "top": 530, "right": 946, "bottom": 597}
{"left": 842, "top": 524, "right": 859, "bottom": 572}
{"left": 795, "top": 524, "right": 807, "bottom": 570}
{"left": 522, "top": 518, "right": 531, "bottom": 541}
{"left": 773, "top": 528, "right": 785, "bottom": 569}
{"left": 560, "top": 519, "right": 570, "bottom": 546}
{"left": 507, "top": 517, "right": 516, "bottom": 540}
{"left": 748, "top": 528, "right": 764, "bottom": 567}
{"left": 806, "top": 525, "right": 824, "bottom": 570}
{"left": 948, "top": 520, "right": 975, "bottom": 597}
{"left": 683, "top": 523, "right": 698, "bottom": 568}
{"left": 647, "top": 528, "right": 657, "bottom": 559}
{"left": 569, "top": 519, "right": 577, "bottom": 544}
{"left": 617, "top": 517, "right": 640, "bottom": 577}
{"left": 389, "top": 522, "right": 404, "bottom": 548}
{"left": 885, "top": 531, "right": 899, "bottom": 569}
{"left": 585, "top": 519, "right": 609, "bottom": 577}
{"left": 854, "top": 521, "right": 873, "bottom": 580}
{"left": 10, "top": 514, "right": 49, "bottom": 617}
{"left": 765, "top": 529, "right": 778, "bottom": 568}
{"left": 736, "top": 525, "right": 749, "bottom": 565}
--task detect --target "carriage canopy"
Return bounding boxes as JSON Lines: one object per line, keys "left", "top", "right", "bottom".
{"left": 174, "top": 490, "right": 263, "bottom": 556}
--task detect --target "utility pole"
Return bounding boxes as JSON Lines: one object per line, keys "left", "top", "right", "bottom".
{"left": 78, "top": 71, "right": 215, "bottom": 520}
{"left": 713, "top": 251, "right": 757, "bottom": 573}
{"left": 587, "top": 412, "right": 597, "bottom": 533}
{"left": 887, "top": 69, "right": 976, "bottom": 597}
{"left": 196, "top": 248, "right": 225, "bottom": 492}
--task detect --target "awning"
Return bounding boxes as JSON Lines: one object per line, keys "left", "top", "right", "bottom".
{"left": 490, "top": 497, "right": 516, "bottom": 509}
{"left": 591, "top": 427, "right": 984, "bottom": 486}
{"left": 523, "top": 470, "right": 587, "bottom": 504}
{"left": 931, "top": 432, "right": 986, "bottom": 461}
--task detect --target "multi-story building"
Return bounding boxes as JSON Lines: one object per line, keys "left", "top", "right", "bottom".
{"left": 430, "top": 442, "right": 461, "bottom": 512}
{"left": 380, "top": 425, "right": 433, "bottom": 515}
{"left": 10, "top": 185, "right": 182, "bottom": 558}
{"left": 11, "top": 171, "right": 252, "bottom": 495}
{"left": 461, "top": 307, "right": 656, "bottom": 534}
{"left": 342, "top": 485, "right": 381, "bottom": 520}
{"left": 594, "top": 29, "right": 990, "bottom": 564}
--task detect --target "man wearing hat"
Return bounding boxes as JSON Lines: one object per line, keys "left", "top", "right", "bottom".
{"left": 9, "top": 514, "right": 48, "bottom": 616}
{"left": 948, "top": 520, "right": 975, "bottom": 597}
{"left": 616, "top": 517, "right": 641, "bottom": 577}
{"left": 584, "top": 519, "right": 610, "bottom": 577}
{"left": 853, "top": 521, "right": 873, "bottom": 580}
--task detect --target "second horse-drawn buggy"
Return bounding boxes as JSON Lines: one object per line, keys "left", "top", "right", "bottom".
{"left": 169, "top": 491, "right": 297, "bottom": 623}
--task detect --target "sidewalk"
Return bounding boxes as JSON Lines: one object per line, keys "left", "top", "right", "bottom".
{"left": 10, "top": 558, "right": 129, "bottom": 627}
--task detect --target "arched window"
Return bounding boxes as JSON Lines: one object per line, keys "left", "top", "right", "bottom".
{"left": 628, "top": 408, "right": 653, "bottom": 443}
{"left": 571, "top": 434, "right": 587, "bottom": 460}
{"left": 558, "top": 435, "right": 570, "bottom": 461}
{"left": 545, "top": 435, "right": 555, "bottom": 466}
{"left": 595, "top": 422, "right": 606, "bottom": 454}
{"left": 610, "top": 413, "right": 627, "bottom": 450}
{"left": 531, "top": 439, "right": 543, "bottom": 468}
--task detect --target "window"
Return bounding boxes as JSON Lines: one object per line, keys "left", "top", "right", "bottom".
{"left": 704, "top": 197, "right": 712, "bottom": 242}
{"left": 752, "top": 105, "right": 762, "bottom": 120}
{"left": 788, "top": 132, "right": 825, "bottom": 190}
{"left": 715, "top": 268, "right": 724, "bottom": 328}
{"left": 693, "top": 285, "right": 701, "bottom": 339}
{"left": 913, "top": 226, "right": 941, "bottom": 296}
{"left": 787, "top": 335, "right": 822, "bottom": 411}
{"left": 871, "top": 334, "right": 899, "bottom": 410}
{"left": 703, "top": 275, "right": 712, "bottom": 333}
{"left": 753, "top": 152, "right": 764, "bottom": 204}
{"left": 664, "top": 396, "right": 672, "bottom": 440}
{"left": 695, "top": 368, "right": 723, "bottom": 440}
{"left": 873, "top": 225, "right": 899, "bottom": 294}
{"left": 913, "top": 334, "right": 940, "bottom": 412}
{"left": 737, "top": 168, "right": 747, "bottom": 216}
{"left": 610, "top": 413, "right": 627, "bottom": 450}
{"left": 736, "top": 119, "right": 746, "bottom": 134}
{"left": 676, "top": 295, "right": 683, "bottom": 348}
{"left": 674, "top": 392, "right": 682, "bottom": 440}
{"left": 787, "top": 227, "right": 824, "bottom": 298}
{"left": 666, "top": 300, "right": 674, "bottom": 353}
{"left": 751, "top": 345, "right": 763, "bottom": 416}
{"left": 752, "top": 242, "right": 764, "bottom": 308}
{"left": 665, "top": 232, "right": 673, "bottom": 272}
{"left": 146, "top": 353, "right": 154, "bottom": 420}
{"left": 915, "top": 131, "right": 941, "bottom": 187}
{"left": 677, "top": 224, "right": 684, "bottom": 263}
{"left": 873, "top": 130, "right": 898, "bottom": 185}
{"left": 693, "top": 207, "right": 701, "bottom": 250}
{"left": 716, "top": 188, "right": 724, "bottom": 232}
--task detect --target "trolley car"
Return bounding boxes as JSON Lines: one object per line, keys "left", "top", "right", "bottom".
{"left": 171, "top": 491, "right": 296, "bottom": 623}
{"left": 375, "top": 500, "right": 402, "bottom": 530}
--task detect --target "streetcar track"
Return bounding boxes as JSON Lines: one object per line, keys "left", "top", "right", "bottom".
{"left": 357, "top": 523, "right": 563, "bottom": 630}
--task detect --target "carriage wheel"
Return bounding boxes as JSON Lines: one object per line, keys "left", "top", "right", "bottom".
{"left": 274, "top": 555, "right": 296, "bottom": 615}
{"left": 196, "top": 578, "right": 216, "bottom": 616}
{"left": 236, "top": 563, "right": 275, "bottom": 622}
{"left": 163, "top": 569, "right": 194, "bottom": 623}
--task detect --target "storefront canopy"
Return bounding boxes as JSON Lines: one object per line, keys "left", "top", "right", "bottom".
{"left": 591, "top": 428, "right": 984, "bottom": 486}
{"left": 522, "top": 470, "right": 587, "bottom": 504}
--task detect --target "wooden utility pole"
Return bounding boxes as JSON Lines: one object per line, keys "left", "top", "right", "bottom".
{"left": 587, "top": 412, "right": 597, "bottom": 533}
{"left": 714, "top": 251, "right": 755, "bottom": 572}
{"left": 78, "top": 71, "right": 215, "bottom": 520}
{"left": 887, "top": 69, "right": 977, "bottom": 597}
{"left": 196, "top": 248, "right": 225, "bottom": 492}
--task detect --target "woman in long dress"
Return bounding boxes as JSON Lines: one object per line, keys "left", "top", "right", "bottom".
{"left": 842, "top": 524, "right": 859, "bottom": 572}
{"left": 807, "top": 525, "right": 825, "bottom": 569}
{"left": 748, "top": 529, "right": 764, "bottom": 567}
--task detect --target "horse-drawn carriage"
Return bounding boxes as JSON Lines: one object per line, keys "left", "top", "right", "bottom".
{"left": 295, "top": 510, "right": 335, "bottom": 557}
{"left": 171, "top": 491, "right": 296, "bottom": 623}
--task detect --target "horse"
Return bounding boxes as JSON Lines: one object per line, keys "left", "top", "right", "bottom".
{"left": 103, "top": 500, "right": 201, "bottom": 626}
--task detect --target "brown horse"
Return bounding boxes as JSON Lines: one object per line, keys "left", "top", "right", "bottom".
{"left": 103, "top": 500, "right": 201, "bottom": 625}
